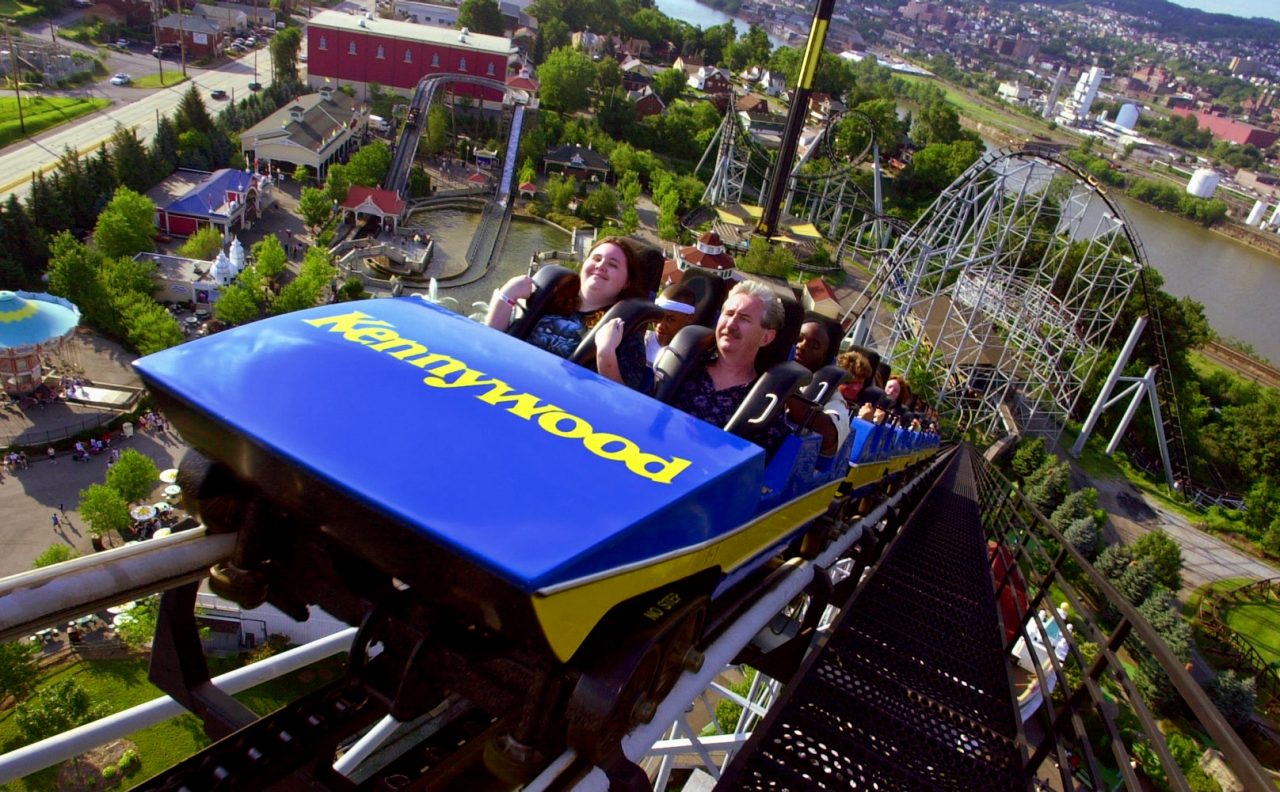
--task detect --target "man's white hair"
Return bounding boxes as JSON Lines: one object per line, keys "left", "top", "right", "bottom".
{"left": 727, "top": 280, "right": 784, "bottom": 330}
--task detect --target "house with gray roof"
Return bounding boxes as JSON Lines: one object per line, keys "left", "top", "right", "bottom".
{"left": 239, "top": 86, "right": 369, "bottom": 181}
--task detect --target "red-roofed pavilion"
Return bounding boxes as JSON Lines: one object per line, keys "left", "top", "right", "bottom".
{"left": 341, "top": 186, "right": 407, "bottom": 234}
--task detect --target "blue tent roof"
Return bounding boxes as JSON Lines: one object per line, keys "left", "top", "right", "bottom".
{"left": 167, "top": 169, "right": 255, "bottom": 218}
{"left": 0, "top": 291, "right": 80, "bottom": 349}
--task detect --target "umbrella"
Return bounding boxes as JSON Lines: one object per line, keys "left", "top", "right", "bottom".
{"left": 152, "top": 502, "right": 172, "bottom": 513}
{"left": 159, "top": 468, "right": 179, "bottom": 484}
{"left": 130, "top": 505, "right": 157, "bottom": 522}
{"left": 152, "top": 528, "right": 172, "bottom": 539}
{"left": 107, "top": 601, "right": 137, "bottom": 615}
{"left": 163, "top": 485, "right": 182, "bottom": 499}
{"left": 112, "top": 613, "right": 136, "bottom": 628}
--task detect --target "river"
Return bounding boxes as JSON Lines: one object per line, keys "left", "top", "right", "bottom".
{"left": 1114, "top": 196, "right": 1280, "bottom": 364}
{"left": 653, "top": 0, "right": 785, "bottom": 45}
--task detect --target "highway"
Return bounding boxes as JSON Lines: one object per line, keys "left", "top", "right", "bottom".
{"left": 0, "top": 47, "right": 276, "bottom": 202}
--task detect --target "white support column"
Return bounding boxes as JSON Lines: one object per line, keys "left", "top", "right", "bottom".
{"left": 1070, "top": 316, "right": 1147, "bottom": 457}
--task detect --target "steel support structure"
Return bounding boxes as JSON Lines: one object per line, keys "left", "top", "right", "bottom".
{"left": 851, "top": 149, "right": 1143, "bottom": 445}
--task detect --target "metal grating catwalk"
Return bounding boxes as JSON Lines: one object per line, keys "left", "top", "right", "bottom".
{"left": 719, "top": 448, "right": 1025, "bottom": 790}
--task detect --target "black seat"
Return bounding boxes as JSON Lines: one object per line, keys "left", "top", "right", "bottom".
{"left": 633, "top": 244, "right": 665, "bottom": 299}
{"left": 682, "top": 273, "right": 729, "bottom": 329}
{"left": 800, "top": 364, "right": 851, "bottom": 407}
{"left": 804, "top": 311, "right": 846, "bottom": 367}
{"left": 652, "top": 325, "right": 716, "bottom": 404}
{"left": 569, "top": 299, "right": 666, "bottom": 370}
{"left": 754, "top": 292, "right": 803, "bottom": 375}
{"left": 507, "top": 264, "right": 577, "bottom": 341}
{"left": 724, "top": 361, "right": 812, "bottom": 444}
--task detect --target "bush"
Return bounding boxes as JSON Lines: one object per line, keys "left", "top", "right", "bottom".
{"left": 246, "top": 633, "right": 295, "bottom": 664}
{"left": 102, "top": 765, "right": 119, "bottom": 779}
{"left": 1011, "top": 437, "right": 1047, "bottom": 481}
{"left": 1063, "top": 517, "right": 1099, "bottom": 559}
{"left": 1136, "top": 587, "right": 1191, "bottom": 660}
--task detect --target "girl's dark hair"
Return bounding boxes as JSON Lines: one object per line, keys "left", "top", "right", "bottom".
{"left": 546, "top": 236, "right": 651, "bottom": 316}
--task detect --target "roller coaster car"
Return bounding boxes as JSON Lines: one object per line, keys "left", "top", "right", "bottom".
{"left": 133, "top": 298, "right": 938, "bottom": 780}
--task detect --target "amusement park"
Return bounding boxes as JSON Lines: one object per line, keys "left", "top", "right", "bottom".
{"left": 0, "top": 0, "right": 1279, "bottom": 789}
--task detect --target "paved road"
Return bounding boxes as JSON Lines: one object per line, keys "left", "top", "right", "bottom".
{"left": 0, "top": 43, "right": 276, "bottom": 201}
{"left": 1090, "top": 472, "right": 1278, "bottom": 596}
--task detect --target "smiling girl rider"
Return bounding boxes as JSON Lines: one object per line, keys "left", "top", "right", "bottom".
{"left": 486, "top": 236, "right": 652, "bottom": 390}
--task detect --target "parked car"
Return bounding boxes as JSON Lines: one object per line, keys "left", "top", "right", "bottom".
{"left": 110, "top": 72, "right": 131, "bottom": 86}
{"left": 152, "top": 46, "right": 164, "bottom": 57}
{"left": 248, "top": 81, "right": 262, "bottom": 91}
{"left": 115, "top": 39, "right": 129, "bottom": 49}
{"left": 244, "top": 36, "right": 257, "bottom": 46}
{"left": 210, "top": 88, "right": 228, "bottom": 100}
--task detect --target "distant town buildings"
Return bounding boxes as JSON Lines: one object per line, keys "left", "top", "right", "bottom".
{"left": 1172, "top": 108, "right": 1280, "bottom": 148}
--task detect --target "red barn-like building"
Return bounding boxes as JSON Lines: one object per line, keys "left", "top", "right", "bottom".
{"left": 306, "top": 10, "right": 516, "bottom": 106}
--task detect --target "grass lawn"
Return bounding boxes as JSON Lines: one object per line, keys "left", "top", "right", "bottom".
{"left": 131, "top": 73, "right": 188, "bottom": 90}
{"left": 0, "top": 96, "right": 110, "bottom": 149}
{"left": 0, "top": 651, "right": 347, "bottom": 791}
{"left": 0, "top": 0, "right": 44, "bottom": 23}
{"left": 1222, "top": 597, "right": 1280, "bottom": 667}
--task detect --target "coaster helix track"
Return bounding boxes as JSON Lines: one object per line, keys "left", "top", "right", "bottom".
{"left": 846, "top": 146, "right": 1190, "bottom": 479}
{"left": 694, "top": 105, "right": 886, "bottom": 249}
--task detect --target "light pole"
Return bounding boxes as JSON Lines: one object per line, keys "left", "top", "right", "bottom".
{"left": 7, "top": 28, "right": 24, "bottom": 136}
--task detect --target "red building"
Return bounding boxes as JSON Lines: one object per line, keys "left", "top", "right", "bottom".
{"left": 1172, "top": 108, "right": 1280, "bottom": 148}
{"left": 306, "top": 10, "right": 516, "bottom": 105}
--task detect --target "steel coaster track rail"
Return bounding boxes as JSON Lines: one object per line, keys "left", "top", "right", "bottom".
{"left": 969, "top": 451, "right": 1270, "bottom": 791}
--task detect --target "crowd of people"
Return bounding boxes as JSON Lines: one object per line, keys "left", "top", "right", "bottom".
{"left": 484, "top": 235, "right": 939, "bottom": 461}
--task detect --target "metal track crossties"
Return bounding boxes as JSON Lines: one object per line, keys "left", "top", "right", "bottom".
{"left": 719, "top": 449, "right": 1024, "bottom": 791}
{"left": 852, "top": 148, "right": 1145, "bottom": 447}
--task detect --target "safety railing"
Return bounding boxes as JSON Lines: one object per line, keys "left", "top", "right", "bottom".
{"left": 970, "top": 453, "right": 1271, "bottom": 791}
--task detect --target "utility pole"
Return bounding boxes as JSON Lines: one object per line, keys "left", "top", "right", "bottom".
{"left": 177, "top": 0, "right": 187, "bottom": 77}
{"left": 7, "top": 28, "right": 24, "bottom": 136}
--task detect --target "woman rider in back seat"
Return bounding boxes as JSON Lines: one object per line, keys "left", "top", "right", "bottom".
{"left": 486, "top": 236, "right": 651, "bottom": 390}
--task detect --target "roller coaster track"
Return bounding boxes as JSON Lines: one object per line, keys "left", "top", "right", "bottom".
{"left": 1196, "top": 577, "right": 1280, "bottom": 708}
{"left": 1, "top": 447, "right": 1271, "bottom": 791}
{"left": 0, "top": 455, "right": 952, "bottom": 790}
{"left": 382, "top": 75, "right": 527, "bottom": 197}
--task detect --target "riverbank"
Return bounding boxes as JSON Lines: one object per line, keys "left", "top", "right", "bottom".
{"left": 1214, "top": 220, "right": 1280, "bottom": 260}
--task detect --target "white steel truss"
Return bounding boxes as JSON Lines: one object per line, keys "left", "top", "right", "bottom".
{"left": 853, "top": 149, "right": 1144, "bottom": 445}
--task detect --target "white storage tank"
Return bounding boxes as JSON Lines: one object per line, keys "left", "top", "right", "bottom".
{"left": 1115, "top": 103, "right": 1140, "bottom": 130}
{"left": 1270, "top": 203, "right": 1280, "bottom": 229}
{"left": 1246, "top": 200, "right": 1268, "bottom": 226}
{"left": 1186, "top": 168, "right": 1220, "bottom": 199}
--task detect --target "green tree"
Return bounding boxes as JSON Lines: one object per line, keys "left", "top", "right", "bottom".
{"left": 46, "top": 233, "right": 116, "bottom": 336}
{"left": 270, "top": 27, "right": 302, "bottom": 87}
{"left": 911, "top": 102, "right": 965, "bottom": 147}
{"left": 106, "top": 449, "right": 160, "bottom": 503}
{"left": 1011, "top": 437, "right": 1047, "bottom": 481}
{"left": 109, "top": 127, "right": 153, "bottom": 193}
{"left": 117, "top": 293, "right": 184, "bottom": 355}
{"left": 1131, "top": 530, "right": 1183, "bottom": 592}
{"left": 324, "top": 162, "right": 351, "bottom": 205}
{"left": 272, "top": 248, "right": 335, "bottom": 314}
{"left": 293, "top": 164, "right": 310, "bottom": 184}
{"left": 252, "top": 235, "right": 289, "bottom": 282}
{"left": 457, "top": 0, "right": 503, "bottom": 35}
{"left": 345, "top": 141, "right": 393, "bottom": 187}
{"left": 77, "top": 483, "right": 130, "bottom": 541}
{"left": 176, "top": 86, "right": 216, "bottom": 134}
{"left": 178, "top": 225, "right": 225, "bottom": 261}
{"left": 299, "top": 187, "right": 331, "bottom": 231}
{"left": 114, "top": 596, "right": 159, "bottom": 650}
{"left": 94, "top": 187, "right": 156, "bottom": 260}
{"left": 213, "top": 282, "right": 263, "bottom": 326}
{"left": 0, "top": 194, "right": 48, "bottom": 289}
{"left": 580, "top": 185, "right": 618, "bottom": 226}
{"left": 1095, "top": 543, "right": 1133, "bottom": 581}
{"left": 1211, "top": 670, "right": 1256, "bottom": 727}
{"left": 538, "top": 47, "right": 598, "bottom": 113}
{"left": 425, "top": 105, "right": 450, "bottom": 155}
{"left": 16, "top": 680, "right": 103, "bottom": 743}
{"left": 738, "top": 237, "right": 795, "bottom": 278}
{"left": 545, "top": 173, "right": 577, "bottom": 212}
{"left": 517, "top": 157, "right": 537, "bottom": 187}
{"left": 652, "top": 67, "right": 687, "bottom": 106}
{"left": 1063, "top": 518, "right": 1099, "bottom": 559}
{"left": 33, "top": 544, "right": 80, "bottom": 568}
{"left": 0, "top": 641, "right": 41, "bottom": 704}
{"left": 1116, "top": 556, "right": 1159, "bottom": 605}
{"left": 1050, "top": 488, "right": 1098, "bottom": 531}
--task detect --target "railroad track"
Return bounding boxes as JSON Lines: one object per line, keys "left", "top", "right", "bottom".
{"left": 1199, "top": 341, "right": 1280, "bottom": 390}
